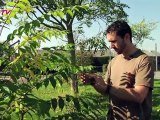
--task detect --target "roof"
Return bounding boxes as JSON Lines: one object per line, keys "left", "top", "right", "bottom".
{"left": 88, "top": 50, "right": 160, "bottom": 57}
{"left": 90, "top": 50, "right": 115, "bottom": 57}
{"left": 37, "top": 49, "right": 160, "bottom": 57}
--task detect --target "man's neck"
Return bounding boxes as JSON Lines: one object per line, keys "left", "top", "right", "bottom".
{"left": 122, "top": 44, "right": 138, "bottom": 58}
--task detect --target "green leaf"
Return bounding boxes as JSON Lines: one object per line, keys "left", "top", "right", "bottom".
{"left": 55, "top": 76, "right": 63, "bottom": 86}
{"left": 80, "top": 98, "right": 88, "bottom": 109}
{"left": 7, "top": 2, "right": 16, "bottom": 6}
{"left": 73, "top": 98, "right": 81, "bottom": 111}
{"left": 35, "top": 82, "right": 42, "bottom": 89}
{"left": 38, "top": 17, "right": 44, "bottom": 23}
{"left": 24, "top": 45, "right": 33, "bottom": 56}
{"left": 19, "top": 103, "right": 23, "bottom": 109}
{"left": 15, "top": 101, "right": 20, "bottom": 113}
{"left": 24, "top": 23, "right": 31, "bottom": 34}
{"left": 67, "top": 9, "right": 73, "bottom": 17}
{"left": 61, "top": 72, "right": 68, "bottom": 82}
{"left": 39, "top": 100, "right": 51, "bottom": 116}
{"left": 32, "top": 20, "right": 40, "bottom": 28}
{"left": 73, "top": 6, "right": 79, "bottom": 12}
{"left": 7, "top": 34, "right": 14, "bottom": 40}
{"left": 44, "top": 14, "right": 50, "bottom": 21}
{"left": 57, "top": 10, "right": 64, "bottom": 19}
{"left": 20, "top": 0, "right": 30, "bottom": 4}
{"left": 19, "top": 47, "right": 26, "bottom": 53}
{"left": 0, "top": 60, "right": 2, "bottom": 66}
{"left": 30, "top": 40, "right": 39, "bottom": 48}
{"left": 17, "top": 3, "right": 26, "bottom": 10}
{"left": 66, "top": 95, "right": 72, "bottom": 102}
{"left": 0, "top": 107, "right": 5, "bottom": 111}
{"left": 58, "top": 96, "right": 64, "bottom": 110}
{"left": 18, "top": 26, "right": 24, "bottom": 36}
{"left": 51, "top": 98, "right": 57, "bottom": 111}
{"left": 49, "top": 76, "right": 56, "bottom": 88}
{"left": 54, "top": 52, "right": 70, "bottom": 63}
{"left": 43, "top": 79, "right": 49, "bottom": 88}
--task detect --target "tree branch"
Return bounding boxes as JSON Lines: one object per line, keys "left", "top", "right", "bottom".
{"left": 38, "top": 4, "right": 66, "bottom": 30}
{"left": 36, "top": 6, "right": 60, "bottom": 26}
{"left": 31, "top": 11, "right": 62, "bottom": 30}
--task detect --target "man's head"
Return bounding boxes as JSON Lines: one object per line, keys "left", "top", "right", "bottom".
{"left": 106, "top": 20, "right": 132, "bottom": 54}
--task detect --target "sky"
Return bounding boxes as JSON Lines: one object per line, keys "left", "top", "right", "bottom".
{"left": 83, "top": 0, "right": 160, "bottom": 52}
{"left": 120, "top": 0, "right": 160, "bottom": 52}
{"left": 1, "top": 0, "right": 160, "bottom": 52}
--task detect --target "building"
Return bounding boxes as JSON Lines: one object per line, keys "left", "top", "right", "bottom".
{"left": 90, "top": 50, "right": 160, "bottom": 72}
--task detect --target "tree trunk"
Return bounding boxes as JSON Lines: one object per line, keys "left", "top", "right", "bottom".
{"left": 67, "top": 25, "right": 79, "bottom": 94}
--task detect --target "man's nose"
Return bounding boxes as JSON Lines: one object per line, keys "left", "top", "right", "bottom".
{"left": 110, "top": 43, "right": 115, "bottom": 49}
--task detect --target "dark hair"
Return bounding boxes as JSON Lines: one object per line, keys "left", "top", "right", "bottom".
{"left": 106, "top": 20, "right": 132, "bottom": 42}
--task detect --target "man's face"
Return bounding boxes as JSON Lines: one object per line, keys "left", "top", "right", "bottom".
{"left": 106, "top": 32, "right": 126, "bottom": 54}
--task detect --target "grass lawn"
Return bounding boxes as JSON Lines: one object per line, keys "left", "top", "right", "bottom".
{"left": 152, "top": 80, "right": 160, "bottom": 119}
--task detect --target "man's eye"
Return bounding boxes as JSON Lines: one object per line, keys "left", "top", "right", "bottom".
{"left": 112, "top": 41, "right": 116, "bottom": 43}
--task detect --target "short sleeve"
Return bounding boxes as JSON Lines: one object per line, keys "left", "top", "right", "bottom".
{"left": 135, "top": 56, "right": 154, "bottom": 89}
{"left": 104, "top": 61, "right": 111, "bottom": 84}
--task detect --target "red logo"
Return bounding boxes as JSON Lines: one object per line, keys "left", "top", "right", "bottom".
{"left": 0, "top": 9, "right": 12, "bottom": 15}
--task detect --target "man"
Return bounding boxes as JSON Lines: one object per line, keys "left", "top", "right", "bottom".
{"left": 81, "top": 20, "right": 154, "bottom": 120}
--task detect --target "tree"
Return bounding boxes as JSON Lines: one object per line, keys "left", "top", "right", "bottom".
{"left": 5, "top": 0, "right": 128, "bottom": 94}
{"left": 0, "top": 0, "right": 130, "bottom": 119}
{"left": 131, "top": 19, "right": 157, "bottom": 46}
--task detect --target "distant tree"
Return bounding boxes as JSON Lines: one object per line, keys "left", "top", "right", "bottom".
{"left": 131, "top": 19, "right": 157, "bottom": 46}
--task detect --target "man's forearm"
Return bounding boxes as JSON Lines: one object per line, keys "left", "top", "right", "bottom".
{"left": 109, "top": 86, "right": 145, "bottom": 103}
{"left": 92, "top": 82, "right": 109, "bottom": 95}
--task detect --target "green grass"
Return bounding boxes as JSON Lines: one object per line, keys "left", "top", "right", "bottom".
{"left": 152, "top": 80, "right": 160, "bottom": 119}
{"left": 20, "top": 82, "right": 108, "bottom": 120}
{"left": 154, "top": 79, "right": 160, "bottom": 86}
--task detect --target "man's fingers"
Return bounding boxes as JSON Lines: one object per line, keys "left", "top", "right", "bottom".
{"left": 123, "top": 72, "right": 135, "bottom": 77}
{"left": 121, "top": 76, "right": 132, "bottom": 81}
{"left": 122, "top": 73, "right": 135, "bottom": 81}
{"left": 119, "top": 79, "right": 130, "bottom": 85}
{"left": 79, "top": 73, "right": 92, "bottom": 85}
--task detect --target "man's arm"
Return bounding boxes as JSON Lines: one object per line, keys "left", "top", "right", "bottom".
{"left": 90, "top": 77, "right": 149, "bottom": 103}
{"left": 109, "top": 85, "right": 149, "bottom": 103}
{"left": 92, "top": 79, "right": 109, "bottom": 95}
{"left": 80, "top": 73, "right": 150, "bottom": 103}
{"left": 80, "top": 73, "right": 110, "bottom": 95}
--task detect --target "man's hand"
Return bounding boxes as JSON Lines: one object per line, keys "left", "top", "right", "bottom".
{"left": 80, "top": 73, "right": 110, "bottom": 95}
{"left": 120, "top": 72, "right": 135, "bottom": 88}
{"left": 80, "top": 73, "right": 96, "bottom": 85}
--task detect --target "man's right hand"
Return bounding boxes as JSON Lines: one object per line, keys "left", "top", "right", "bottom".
{"left": 80, "top": 73, "right": 110, "bottom": 95}
{"left": 80, "top": 73, "right": 96, "bottom": 85}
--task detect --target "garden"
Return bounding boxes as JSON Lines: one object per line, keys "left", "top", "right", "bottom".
{"left": 0, "top": 0, "right": 159, "bottom": 119}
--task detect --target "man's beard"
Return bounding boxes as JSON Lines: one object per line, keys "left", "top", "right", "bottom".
{"left": 115, "top": 43, "right": 126, "bottom": 54}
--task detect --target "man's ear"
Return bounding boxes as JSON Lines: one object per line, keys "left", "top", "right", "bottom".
{"left": 124, "top": 33, "right": 131, "bottom": 42}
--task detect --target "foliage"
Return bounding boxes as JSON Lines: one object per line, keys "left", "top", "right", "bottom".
{"left": 76, "top": 32, "right": 109, "bottom": 52}
{"left": 75, "top": 32, "right": 109, "bottom": 71}
{"left": 0, "top": 41, "right": 94, "bottom": 119}
{"left": 2, "top": 79, "right": 159, "bottom": 119}
{"left": 76, "top": 50, "right": 93, "bottom": 66}
{"left": 131, "top": 19, "right": 157, "bottom": 46}
{"left": 3, "top": 0, "right": 128, "bottom": 94}
{"left": 0, "top": 0, "right": 129, "bottom": 119}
